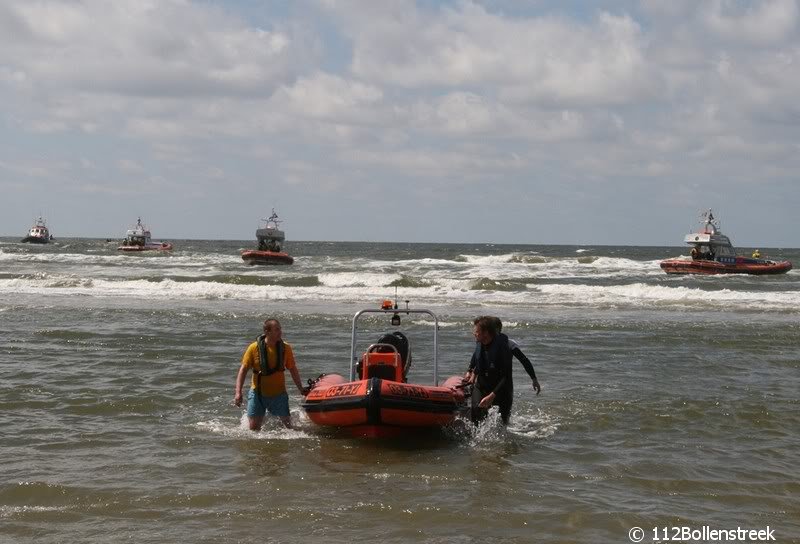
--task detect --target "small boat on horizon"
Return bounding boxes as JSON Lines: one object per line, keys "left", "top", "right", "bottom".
{"left": 301, "top": 301, "right": 469, "bottom": 438}
{"left": 660, "top": 209, "right": 792, "bottom": 275}
{"left": 21, "top": 217, "right": 53, "bottom": 244}
{"left": 117, "top": 217, "right": 173, "bottom": 252}
{"left": 241, "top": 209, "right": 294, "bottom": 265}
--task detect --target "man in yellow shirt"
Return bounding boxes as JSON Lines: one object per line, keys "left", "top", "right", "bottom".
{"left": 233, "top": 319, "right": 306, "bottom": 430}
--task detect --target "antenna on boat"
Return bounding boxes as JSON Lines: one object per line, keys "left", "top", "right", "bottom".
{"left": 391, "top": 286, "right": 401, "bottom": 326}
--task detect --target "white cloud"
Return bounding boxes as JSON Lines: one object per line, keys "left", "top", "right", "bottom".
{"left": 702, "top": 0, "right": 799, "bottom": 45}
{"left": 334, "top": 2, "right": 652, "bottom": 106}
{"left": 0, "top": 0, "right": 310, "bottom": 138}
{"left": 1, "top": 0, "right": 297, "bottom": 97}
{"left": 273, "top": 72, "right": 383, "bottom": 121}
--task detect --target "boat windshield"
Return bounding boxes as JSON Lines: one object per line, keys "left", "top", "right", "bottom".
{"left": 715, "top": 246, "right": 734, "bottom": 257}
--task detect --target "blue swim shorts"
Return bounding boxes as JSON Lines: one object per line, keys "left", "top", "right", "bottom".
{"left": 246, "top": 390, "right": 290, "bottom": 418}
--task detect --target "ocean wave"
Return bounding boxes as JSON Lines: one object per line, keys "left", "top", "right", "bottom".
{"left": 388, "top": 275, "right": 434, "bottom": 288}
{"left": 508, "top": 255, "right": 549, "bottom": 264}
{"left": 162, "top": 274, "right": 321, "bottom": 287}
{"left": 456, "top": 253, "right": 519, "bottom": 264}
{"left": 3, "top": 274, "right": 798, "bottom": 312}
{"left": 0, "top": 248, "right": 244, "bottom": 268}
{"left": 318, "top": 272, "right": 400, "bottom": 288}
{"left": 535, "top": 282, "right": 800, "bottom": 309}
{"left": 470, "top": 278, "right": 528, "bottom": 291}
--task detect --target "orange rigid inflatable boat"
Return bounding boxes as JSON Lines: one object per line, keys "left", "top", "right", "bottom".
{"left": 117, "top": 218, "right": 173, "bottom": 252}
{"left": 660, "top": 209, "right": 792, "bottom": 275}
{"left": 301, "top": 303, "right": 469, "bottom": 438}
{"left": 241, "top": 209, "right": 294, "bottom": 265}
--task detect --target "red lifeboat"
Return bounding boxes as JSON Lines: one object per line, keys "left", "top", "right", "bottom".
{"left": 117, "top": 218, "right": 173, "bottom": 252}
{"left": 242, "top": 209, "right": 294, "bottom": 265}
{"left": 301, "top": 306, "right": 469, "bottom": 438}
{"left": 660, "top": 209, "right": 792, "bottom": 275}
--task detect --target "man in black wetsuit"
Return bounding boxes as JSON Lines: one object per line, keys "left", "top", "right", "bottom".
{"left": 465, "top": 316, "right": 514, "bottom": 425}
{"left": 465, "top": 316, "right": 541, "bottom": 425}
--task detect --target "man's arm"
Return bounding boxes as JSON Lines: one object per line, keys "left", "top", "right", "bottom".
{"left": 234, "top": 365, "right": 248, "bottom": 406}
{"left": 478, "top": 376, "right": 507, "bottom": 408}
{"left": 515, "top": 346, "right": 541, "bottom": 395}
{"left": 511, "top": 346, "right": 537, "bottom": 381}
{"left": 464, "top": 348, "right": 478, "bottom": 382}
{"left": 289, "top": 366, "right": 305, "bottom": 394}
{"left": 285, "top": 344, "right": 305, "bottom": 394}
{"left": 509, "top": 340, "right": 541, "bottom": 394}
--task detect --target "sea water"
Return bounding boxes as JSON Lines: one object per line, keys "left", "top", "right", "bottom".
{"left": 1, "top": 239, "right": 798, "bottom": 543}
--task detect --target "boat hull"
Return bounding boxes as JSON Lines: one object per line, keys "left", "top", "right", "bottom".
{"left": 20, "top": 236, "right": 50, "bottom": 244}
{"left": 118, "top": 242, "right": 173, "bottom": 252}
{"left": 241, "top": 250, "right": 294, "bottom": 265}
{"left": 660, "top": 258, "right": 792, "bottom": 275}
{"left": 301, "top": 375, "right": 467, "bottom": 435}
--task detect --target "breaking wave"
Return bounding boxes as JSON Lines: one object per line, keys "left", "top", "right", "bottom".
{"left": 1, "top": 275, "right": 798, "bottom": 312}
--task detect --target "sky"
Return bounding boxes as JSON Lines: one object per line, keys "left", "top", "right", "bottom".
{"left": 1, "top": 0, "right": 799, "bottom": 246}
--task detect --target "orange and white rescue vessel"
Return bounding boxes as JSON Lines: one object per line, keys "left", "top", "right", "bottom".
{"left": 301, "top": 302, "right": 469, "bottom": 437}
{"left": 117, "top": 218, "right": 173, "bottom": 252}
{"left": 241, "top": 209, "right": 294, "bottom": 265}
{"left": 660, "top": 209, "right": 791, "bottom": 275}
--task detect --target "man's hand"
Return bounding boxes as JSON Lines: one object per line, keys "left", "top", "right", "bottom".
{"left": 478, "top": 391, "right": 495, "bottom": 409}
{"left": 233, "top": 391, "right": 243, "bottom": 407}
{"left": 532, "top": 379, "right": 541, "bottom": 395}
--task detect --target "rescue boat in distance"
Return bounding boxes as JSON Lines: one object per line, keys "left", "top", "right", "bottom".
{"left": 241, "top": 209, "right": 294, "bottom": 265}
{"left": 21, "top": 216, "right": 53, "bottom": 244}
{"left": 301, "top": 302, "right": 469, "bottom": 438}
{"left": 117, "top": 218, "right": 173, "bottom": 252}
{"left": 660, "top": 209, "right": 792, "bottom": 275}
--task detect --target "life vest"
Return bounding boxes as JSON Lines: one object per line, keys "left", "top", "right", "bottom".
{"left": 256, "top": 335, "right": 285, "bottom": 376}
{"left": 473, "top": 333, "right": 512, "bottom": 391}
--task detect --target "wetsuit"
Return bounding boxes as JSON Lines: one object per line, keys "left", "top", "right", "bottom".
{"left": 507, "top": 338, "right": 538, "bottom": 392}
{"left": 468, "top": 333, "right": 513, "bottom": 424}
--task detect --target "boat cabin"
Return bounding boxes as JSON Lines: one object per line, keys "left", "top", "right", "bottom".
{"left": 21, "top": 217, "right": 52, "bottom": 243}
{"left": 684, "top": 210, "right": 736, "bottom": 261}
{"left": 255, "top": 209, "right": 286, "bottom": 252}
{"left": 123, "top": 218, "right": 152, "bottom": 247}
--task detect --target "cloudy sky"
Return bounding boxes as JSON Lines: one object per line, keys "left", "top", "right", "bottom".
{"left": 1, "top": 0, "right": 799, "bottom": 245}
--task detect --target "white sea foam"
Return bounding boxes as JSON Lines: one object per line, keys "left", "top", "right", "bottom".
{"left": 318, "top": 272, "right": 400, "bottom": 288}
{"left": 457, "top": 253, "right": 519, "bottom": 265}
{"left": 195, "top": 414, "right": 313, "bottom": 440}
{"left": 2, "top": 275, "right": 799, "bottom": 311}
{"left": 535, "top": 282, "right": 800, "bottom": 309}
{"left": 0, "top": 505, "right": 72, "bottom": 516}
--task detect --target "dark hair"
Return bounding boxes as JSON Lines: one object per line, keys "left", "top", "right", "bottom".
{"left": 263, "top": 319, "right": 281, "bottom": 333}
{"left": 492, "top": 316, "right": 503, "bottom": 332}
{"left": 473, "top": 316, "right": 498, "bottom": 337}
